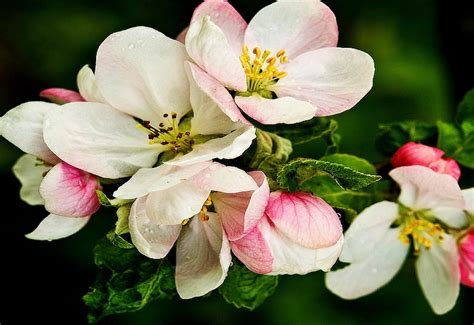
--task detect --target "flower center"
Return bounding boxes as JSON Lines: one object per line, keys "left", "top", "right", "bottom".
{"left": 238, "top": 46, "right": 288, "bottom": 97}
{"left": 137, "top": 112, "right": 194, "bottom": 153}
{"left": 398, "top": 210, "right": 444, "bottom": 254}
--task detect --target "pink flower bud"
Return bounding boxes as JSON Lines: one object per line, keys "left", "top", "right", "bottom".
{"left": 391, "top": 142, "right": 460, "bottom": 180}
{"left": 459, "top": 230, "right": 474, "bottom": 287}
{"left": 40, "top": 88, "right": 85, "bottom": 104}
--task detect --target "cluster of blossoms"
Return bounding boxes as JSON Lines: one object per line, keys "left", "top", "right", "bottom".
{"left": 1, "top": 0, "right": 472, "bottom": 316}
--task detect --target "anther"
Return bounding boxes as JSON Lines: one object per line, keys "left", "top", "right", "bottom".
{"left": 171, "top": 112, "right": 177, "bottom": 119}
{"left": 276, "top": 50, "right": 286, "bottom": 57}
{"left": 163, "top": 113, "right": 169, "bottom": 118}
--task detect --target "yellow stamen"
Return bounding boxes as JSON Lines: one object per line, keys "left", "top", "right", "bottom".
{"left": 399, "top": 219, "right": 445, "bottom": 255}
{"left": 199, "top": 196, "right": 213, "bottom": 222}
{"left": 276, "top": 50, "right": 286, "bottom": 57}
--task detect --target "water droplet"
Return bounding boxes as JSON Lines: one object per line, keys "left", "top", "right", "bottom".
{"left": 371, "top": 268, "right": 378, "bottom": 274}
{"left": 128, "top": 43, "right": 135, "bottom": 49}
{"left": 336, "top": 212, "right": 342, "bottom": 219}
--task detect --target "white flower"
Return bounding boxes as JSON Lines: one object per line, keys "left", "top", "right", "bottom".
{"left": 325, "top": 166, "right": 468, "bottom": 315}
{"left": 182, "top": 0, "right": 374, "bottom": 124}
{"left": 42, "top": 27, "right": 255, "bottom": 179}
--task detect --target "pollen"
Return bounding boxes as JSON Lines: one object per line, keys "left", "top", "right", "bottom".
{"left": 199, "top": 196, "right": 213, "bottom": 222}
{"left": 240, "top": 45, "right": 289, "bottom": 93}
{"left": 399, "top": 219, "right": 444, "bottom": 255}
{"left": 137, "top": 112, "right": 194, "bottom": 153}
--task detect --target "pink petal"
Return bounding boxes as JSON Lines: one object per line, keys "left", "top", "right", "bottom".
{"left": 39, "top": 162, "right": 101, "bottom": 217}
{"left": 273, "top": 47, "right": 374, "bottom": 117}
{"left": 213, "top": 170, "right": 269, "bottom": 241}
{"left": 231, "top": 218, "right": 274, "bottom": 274}
{"left": 235, "top": 95, "right": 317, "bottom": 125}
{"left": 245, "top": 1, "right": 338, "bottom": 59}
{"left": 176, "top": 26, "right": 188, "bottom": 43}
{"left": 265, "top": 192, "right": 342, "bottom": 249}
{"left": 428, "top": 158, "right": 461, "bottom": 181}
{"left": 40, "top": 88, "right": 85, "bottom": 104}
{"left": 392, "top": 142, "right": 444, "bottom": 167}
{"left": 459, "top": 230, "right": 474, "bottom": 287}
{"left": 191, "top": 0, "right": 247, "bottom": 56}
{"left": 186, "top": 61, "right": 249, "bottom": 124}
{"left": 389, "top": 166, "right": 465, "bottom": 210}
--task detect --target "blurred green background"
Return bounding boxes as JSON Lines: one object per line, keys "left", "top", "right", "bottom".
{"left": 0, "top": 0, "right": 473, "bottom": 324}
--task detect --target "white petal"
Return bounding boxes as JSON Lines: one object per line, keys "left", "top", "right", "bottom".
{"left": 43, "top": 102, "right": 160, "bottom": 179}
{"left": 245, "top": 1, "right": 338, "bottom": 58}
{"left": 235, "top": 95, "right": 317, "bottom": 125}
{"left": 186, "top": 62, "right": 249, "bottom": 124}
{"left": 190, "top": 162, "right": 257, "bottom": 194}
{"left": 0, "top": 101, "right": 59, "bottom": 163}
{"left": 185, "top": 16, "right": 247, "bottom": 91}
{"left": 462, "top": 188, "right": 474, "bottom": 214}
{"left": 113, "top": 162, "right": 211, "bottom": 199}
{"left": 191, "top": 0, "right": 247, "bottom": 56}
{"left": 431, "top": 207, "right": 468, "bottom": 229}
{"left": 25, "top": 214, "right": 90, "bottom": 241}
{"left": 389, "top": 166, "right": 465, "bottom": 210}
{"left": 12, "top": 154, "right": 50, "bottom": 205}
{"left": 185, "top": 62, "right": 241, "bottom": 135}
{"left": 129, "top": 197, "right": 181, "bottom": 259}
{"left": 76, "top": 65, "right": 106, "bottom": 103}
{"left": 176, "top": 213, "right": 232, "bottom": 298}
{"left": 273, "top": 48, "right": 375, "bottom": 116}
{"left": 415, "top": 235, "right": 460, "bottom": 315}
{"left": 145, "top": 181, "right": 211, "bottom": 225}
{"left": 340, "top": 201, "right": 399, "bottom": 263}
{"left": 96, "top": 26, "right": 191, "bottom": 121}
{"left": 325, "top": 228, "right": 409, "bottom": 299}
{"left": 166, "top": 125, "right": 256, "bottom": 166}
{"left": 314, "top": 236, "right": 345, "bottom": 272}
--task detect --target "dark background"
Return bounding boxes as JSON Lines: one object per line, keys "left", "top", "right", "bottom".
{"left": 0, "top": 0, "right": 473, "bottom": 324}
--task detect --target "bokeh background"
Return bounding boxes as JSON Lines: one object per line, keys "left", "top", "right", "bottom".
{"left": 1, "top": 0, "right": 473, "bottom": 324}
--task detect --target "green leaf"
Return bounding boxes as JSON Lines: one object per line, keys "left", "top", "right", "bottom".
{"left": 106, "top": 230, "right": 134, "bottom": 249}
{"left": 320, "top": 153, "right": 377, "bottom": 175}
{"left": 83, "top": 238, "right": 176, "bottom": 323}
{"left": 219, "top": 263, "right": 278, "bottom": 311}
{"left": 301, "top": 174, "right": 389, "bottom": 220}
{"left": 456, "top": 88, "right": 474, "bottom": 135}
{"left": 277, "top": 158, "right": 382, "bottom": 192}
{"left": 437, "top": 121, "right": 474, "bottom": 168}
{"left": 115, "top": 205, "right": 131, "bottom": 235}
{"left": 375, "top": 121, "right": 438, "bottom": 156}
{"left": 96, "top": 190, "right": 133, "bottom": 208}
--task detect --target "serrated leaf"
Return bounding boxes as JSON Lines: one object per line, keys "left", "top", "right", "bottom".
{"left": 437, "top": 121, "right": 474, "bottom": 168}
{"left": 375, "top": 121, "right": 438, "bottom": 156}
{"left": 277, "top": 158, "right": 382, "bottom": 192}
{"left": 320, "top": 154, "right": 377, "bottom": 175}
{"left": 219, "top": 263, "right": 278, "bottom": 311}
{"left": 83, "top": 238, "right": 176, "bottom": 323}
{"left": 456, "top": 88, "right": 474, "bottom": 135}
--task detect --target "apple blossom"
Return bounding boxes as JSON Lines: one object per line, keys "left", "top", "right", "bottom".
{"left": 325, "top": 166, "right": 469, "bottom": 315}
{"left": 183, "top": 0, "right": 375, "bottom": 124}
{"left": 42, "top": 27, "right": 255, "bottom": 180}
{"left": 232, "top": 191, "right": 344, "bottom": 275}
{"left": 0, "top": 101, "right": 101, "bottom": 240}
{"left": 115, "top": 162, "right": 269, "bottom": 298}
{"left": 392, "top": 142, "right": 461, "bottom": 180}
{"left": 458, "top": 188, "right": 474, "bottom": 287}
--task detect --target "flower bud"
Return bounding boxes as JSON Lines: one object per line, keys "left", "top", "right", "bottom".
{"left": 458, "top": 230, "right": 474, "bottom": 287}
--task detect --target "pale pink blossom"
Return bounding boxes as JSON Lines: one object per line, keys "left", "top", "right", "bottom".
{"left": 183, "top": 0, "right": 374, "bottom": 124}
{"left": 118, "top": 162, "right": 269, "bottom": 298}
{"left": 232, "top": 191, "right": 344, "bottom": 275}
{"left": 459, "top": 230, "right": 474, "bottom": 287}
{"left": 391, "top": 142, "right": 461, "bottom": 180}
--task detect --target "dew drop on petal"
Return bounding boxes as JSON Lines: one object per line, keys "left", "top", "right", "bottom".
{"left": 128, "top": 43, "right": 135, "bottom": 49}
{"left": 371, "top": 268, "right": 378, "bottom": 274}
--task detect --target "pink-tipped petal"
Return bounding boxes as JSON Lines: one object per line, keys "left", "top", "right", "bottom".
{"left": 185, "top": 16, "right": 247, "bottom": 91}
{"left": 428, "top": 158, "right": 461, "bottom": 181}
{"left": 176, "top": 213, "right": 232, "bottom": 299}
{"left": 231, "top": 218, "right": 274, "bottom": 274}
{"left": 39, "top": 162, "right": 101, "bottom": 218}
{"left": 40, "top": 88, "right": 85, "bottom": 104}
{"left": 392, "top": 142, "right": 444, "bottom": 167}
{"left": 389, "top": 166, "right": 465, "bottom": 211}
{"left": 459, "top": 230, "right": 474, "bottom": 287}
{"left": 129, "top": 197, "right": 182, "bottom": 259}
{"left": 191, "top": 0, "right": 246, "bottom": 56}
{"left": 213, "top": 170, "right": 269, "bottom": 240}
{"left": 245, "top": 1, "right": 338, "bottom": 58}
{"left": 235, "top": 95, "right": 317, "bottom": 125}
{"left": 186, "top": 62, "right": 249, "bottom": 125}
{"left": 273, "top": 47, "right": 374, "bottom": 117}
{"left": 265, "top": 192, "right": 343, "bottom": 249}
